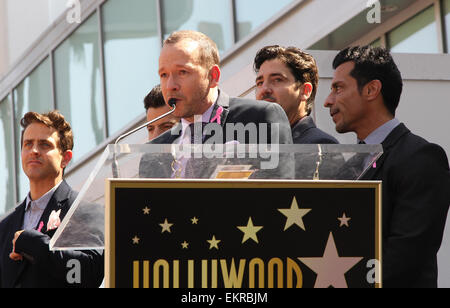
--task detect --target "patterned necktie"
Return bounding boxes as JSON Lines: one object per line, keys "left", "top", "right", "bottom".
{"left": 188, "top": 122, "right": 208, "bottom": 144}
{"left": 185, "top": 123, "right": 207, "bottom": 178}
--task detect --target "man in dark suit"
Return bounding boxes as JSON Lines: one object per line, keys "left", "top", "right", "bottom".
{"left": 140, "top": 30, "right": 293, "bottom": 179}
{"left": 254, "top": 45, "right": 338, "bottom": 144}
{"left": 0, "top": 111, "right": 103, "bottom": 288}
{"left": 324, "top": 46, "right": 450, "bottom": 287}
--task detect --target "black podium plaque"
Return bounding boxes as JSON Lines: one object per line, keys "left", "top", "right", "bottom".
{"left": 105, "top": 180, "right": 381, "bottom": 288}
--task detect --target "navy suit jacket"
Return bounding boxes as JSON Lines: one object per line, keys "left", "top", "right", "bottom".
{"left": 0, "top": 180, "right": 104, "bottom": 288}
{"left": 291, "top": 116, "right": 338, "bottom": 144}
{"left": 361, "top": 123, "right": 450, "bottom": 288}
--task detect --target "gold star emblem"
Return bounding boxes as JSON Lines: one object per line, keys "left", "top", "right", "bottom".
{"left": 338, "top": 213, "right": 351, "bottom": 227}
{"left": 159, "top": 219, "right": 174, "bottom": 233}
{"left": 298, "top": 232, "right": 363, "bottom": 288}
{"left": 207, "top": 235, "right": 221, "bottom": 250}
{"left": 278, "top": 197, "right": 312, "bottom": 231}
{"left": 181, "top": 241, "right": 189, "bottom": 249}
{"left": 142, "top": 207, "right": 151, "bottom": 215}
{"left": 191, "top": 217, "right": 199, "bottom": 225}
{"left": 132, "top": 236, "right": 140, "bottom": 245}
{"left": 237, "top": 217, "right": 263, "bottom": 244}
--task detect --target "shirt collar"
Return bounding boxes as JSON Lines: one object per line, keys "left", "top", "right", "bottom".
{"left": 360, "top": 118, "right": 400, "bottom": 145}
{"left": 180, "top": 103, "right": 216, "bottom": 136}
{"left": 25, "top": 181, "right": 63, "bottom": 212}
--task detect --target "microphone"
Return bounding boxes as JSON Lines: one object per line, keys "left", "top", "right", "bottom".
{"left": 112, "top": 99, "right": 177, "bottom": 178}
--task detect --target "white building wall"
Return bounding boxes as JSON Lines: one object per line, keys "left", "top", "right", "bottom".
{"left": 0, "top": 0, "right": 67, "bottom": 77}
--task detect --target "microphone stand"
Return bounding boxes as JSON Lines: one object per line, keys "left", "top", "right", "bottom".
{"left": 112, "top": 101, "right": 177, "bottom": 178}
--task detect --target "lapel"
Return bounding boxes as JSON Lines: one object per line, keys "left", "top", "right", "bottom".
{"left": 37, "top": 180, "right": 73, "bottom": 234}
{"left": 208, "top": 90, "right": 230, "bottom": 128}
{"left": 362, "top": 123, "right": 410, "bottom": 180}
{"left": 292, "top": 116, "right": 316, "bottom": 140}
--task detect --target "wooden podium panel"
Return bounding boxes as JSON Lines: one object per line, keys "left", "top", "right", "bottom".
{"left": 105, "top": 180, "right": 381, "bottom": 288}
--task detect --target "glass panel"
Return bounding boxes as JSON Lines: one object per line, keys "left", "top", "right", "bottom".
{"left": 0, "top": 95, "right": 15, "bottom": 214}
{"left": 54, "top": 13, "right": 104, "bottom": 164}
{"left": 13, "top": 57, "right": 53, "bottom": 201}
{"left": 102, "top": 0, "right": 160, "bottom": 136}
{"left": 161, "top": 0, "right": 233, "bottom": 53}
{"left": 445, "top": 0, "right": 450, "bottom": 52}
{"left": 388, "top": 6, "right": 439, "bottom": 54}
{"left": 50, "top": 144, "right": 383, "bottom": 250}
{"left": 235, "top": 0, "right": 293, "bottom": 41}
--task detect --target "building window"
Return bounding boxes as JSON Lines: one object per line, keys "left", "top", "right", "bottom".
{"left": 387, "top": 5, "right": 439, "bottom": 54}
{"left": 13, "top": 57, "right": 53, "bottom": 201}
{"left": 234, "top": 0, "right": 293, "bottom": 41}
{"left": 445, "top": 0, "right": 450, "bottom": 52}
{"left": 161, "top": 0, "right": 234, "bottom": 53}
{"left": 0, "top": 95, "right": 15, "bottom": 213}
{"left": 102, "top": 0, "right": 161, "bottom": 136}
{"left": 54, "top": 13, "right": 105, "bottom": 164}
{"left": 370, "top": 38, "right": 382, "bottom": 48}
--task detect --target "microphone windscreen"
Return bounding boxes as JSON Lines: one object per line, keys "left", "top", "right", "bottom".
{"left": 168, "top": 98, "right": 177, "bottom": 107}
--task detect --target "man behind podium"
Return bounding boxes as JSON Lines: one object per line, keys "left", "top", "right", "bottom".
{"left": 140, "top": 30, "right": 293, "bottom": 179}
{"left": 324, "top": 46, "right": 450, "bottom": 288}
{"left": 0, "top": 111, "right": 104, "bottom": 288}
{"left": 254, "top": 45, "right": 338, "bottom": 144}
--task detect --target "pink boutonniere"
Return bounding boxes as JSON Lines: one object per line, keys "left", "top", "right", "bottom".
{"left": 39, "top": 209, "right": 61, "bottom": 233}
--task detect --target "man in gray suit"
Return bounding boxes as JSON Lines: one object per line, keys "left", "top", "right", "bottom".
{"left": 140, "top": 30, "right": 293, "bottom": 179}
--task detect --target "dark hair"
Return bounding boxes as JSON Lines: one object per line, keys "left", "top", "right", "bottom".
{"left": 164, "top": 30, "right": 220, "bottom": 69}
{"left": 333, "top": 46, "right": 403, "bottom": 116}
{"left": 144, "top": 84, "right": 166, "bottom": 111}
{"left": 21, "top": 110, "right": 74, "bottom": 153}
{"left": 254, "top": 45, "right": 319, "bottom": 115}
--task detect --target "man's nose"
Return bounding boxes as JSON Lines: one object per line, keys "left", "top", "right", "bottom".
{"left": 256, "top": 83, "right": 272, "bottom": 100}
{"left": 166, "top": 74, "right": 179, "bottom": 91}
{"left": 324, "top": 93, "right": 334, "bottom": 108}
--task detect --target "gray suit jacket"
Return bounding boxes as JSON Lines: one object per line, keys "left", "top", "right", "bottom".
{"left": 139, "top": 90, "right": 294, "bottom": 179}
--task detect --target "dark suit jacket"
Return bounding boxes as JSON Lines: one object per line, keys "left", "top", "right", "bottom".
{"left": 361, "top": 123, "right": 450, "bottom": 288}
{"left": 0, "top": 180, "right": 104, "bottom": 288}
{"left": 290, "top": 116, "right": 343, "bottom": 179}
{"left": 292, "top": 116, "right": 339, "bottom": 144}
{"left": 139, "top": 90, "right": 294, "bottom": 179}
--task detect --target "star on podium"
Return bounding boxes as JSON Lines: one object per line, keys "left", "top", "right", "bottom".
{"left": 298, "top": 232, "right": 363, "bottom": 288}
{"left": 160, "top": 219, "right": 174, "bottom": 233}
{"left": 278, "top": 197, "right": 312, "bottom": 231}
{"left": 338, "top": 213, "right": 351, "bottom": 227}
{"left": 132, "top": 236, "right": 140, "bottom": 245}
{"left": 237, "top": 217, "right": 263, "bottom": 244}
{"left": 207, "top": 235, "right": 221, "bottom": 250}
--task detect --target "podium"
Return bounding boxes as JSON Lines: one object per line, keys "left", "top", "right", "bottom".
{"left": 50, "top": 144, "right": 383, "bottom": 288}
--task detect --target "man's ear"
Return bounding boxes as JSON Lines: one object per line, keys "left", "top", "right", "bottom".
{"left": 364, "top": 80, "right": 382, "bottom": 101}
{"left": 300, "top": 82, "right": 313, "bottom": 101}
{"left": 61, "top": 150, "right": 73, "bottom": 169}
{"left": 209, "top": 65, "right": 221, "bottom": 88}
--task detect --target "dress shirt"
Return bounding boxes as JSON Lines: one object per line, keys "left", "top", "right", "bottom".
{"left": 358, "top": 118, "right": 401, "bottom": 144}
{"left": 22, "top": 181, "right": 62, "bottom": 230}
{"left": 173, "top": 103, "right": 216, "bottom": 177}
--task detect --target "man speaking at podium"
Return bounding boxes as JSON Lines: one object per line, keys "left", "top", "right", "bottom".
{"left": 139, "top": 30, "right": 293, "bottom": 179}
{"left": 324, "top": 46, "right": 450, "bottom": 288}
